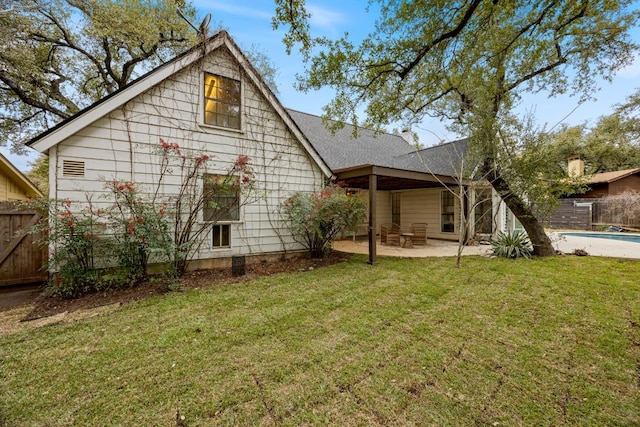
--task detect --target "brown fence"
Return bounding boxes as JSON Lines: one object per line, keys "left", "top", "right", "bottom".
{"left": 0, "top": 202, "right": 47, "bottom": 287}
{"left": 546, "top": 199, "right": 594, "bottom": 230}
{"left": 547, "top": 198, "right": 640, "bottom": 231}
{"left": 592, "top": 200, "right": 640, "bottom": 229}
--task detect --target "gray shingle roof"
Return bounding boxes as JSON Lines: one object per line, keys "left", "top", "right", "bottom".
{"left": 287, "top": 109, "right": 416, "bottom": 171}
{"left": 287, "top": 109, "right": 468, "bottom": 177}
{"left": 412, "top": 139, "right": 470, "bottom": 177}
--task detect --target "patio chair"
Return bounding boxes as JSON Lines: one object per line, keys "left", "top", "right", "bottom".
{"left": 381, "top": 223, "right": 401, "bottom": 246}
{"left": 411, "top": 223, "right": 428, "bottom": 245}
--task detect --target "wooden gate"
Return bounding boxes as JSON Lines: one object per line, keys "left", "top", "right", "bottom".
{"left": 0, "top": 202, "right": 47, "bottom": 287}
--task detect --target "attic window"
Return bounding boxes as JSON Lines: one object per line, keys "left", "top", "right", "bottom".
{"left": 63, "top": 160, "right": 85, "bottom": 177}
{"left": 203, "top": 73, "right": 241, "bottom": 129}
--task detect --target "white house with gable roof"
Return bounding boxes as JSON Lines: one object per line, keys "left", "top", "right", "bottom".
{"left": 28, "top": 30, "right": 517, "bottom": 268}
{"left": 27, "top": 31, "right": 332, "bottom": 269}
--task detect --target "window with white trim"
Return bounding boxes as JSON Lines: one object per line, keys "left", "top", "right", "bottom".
{"left": 212, "top": 224, "right": 230, "bottom": 248}
{"left": 203, "top": 174, "right": 239, "bottom": 249}
{"left": 391, "top": 193, "right": 401, "bottom": 226}
{"left": 203, "top": 73, "right": 241, "bottom": 129}
{"left": 441, "top": 190, "right": 455, "bottom": 233}
{"left": 475, "top": 188, "right": 493, "bottom": 234}
{"left": 203, "top": 174, "right": 239, "bottom": 222}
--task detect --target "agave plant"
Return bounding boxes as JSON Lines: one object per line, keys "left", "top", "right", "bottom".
{"left": 490, "top": 231, "right": 533, "bottom": 259}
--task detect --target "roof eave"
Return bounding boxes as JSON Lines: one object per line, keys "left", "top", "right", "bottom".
{"left": 0, "top": 153, "right": 43, "bottom": 198}
{"left": 26, "top": 32, "right": 333, "bottom": 179}
{"left": 27, "top": 33, "right": 228, "bottom": 153}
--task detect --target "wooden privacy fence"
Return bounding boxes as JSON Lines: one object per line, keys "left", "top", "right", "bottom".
{"left": 0, "top": 201, "right": 47, "bottom": 287}
{"left": 547, "top": 198, "right": 640, "bottom": 231}
{"left": 592, "top": 200, "right": 640, "bottom": 229}
{"left": 546, "top": 199, "right": 593, "bottom": 230}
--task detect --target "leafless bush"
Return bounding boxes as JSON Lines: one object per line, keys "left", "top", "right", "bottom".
{"left": 600, "top": 190, "right": 640, "bottom": 227}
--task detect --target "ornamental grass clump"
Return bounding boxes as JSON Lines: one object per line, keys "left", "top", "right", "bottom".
{"left": 491, "top": 230, "right": 533, "bottom": 259}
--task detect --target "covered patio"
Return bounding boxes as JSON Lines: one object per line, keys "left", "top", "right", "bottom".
{"left": 332, "top": 237, "right": 491, "bottom": 258}
{"left": 334, "top": 164, "right": 469, "bottom": 264}
{"left": 288, "top": 110, "right": 480, "bottom": 263}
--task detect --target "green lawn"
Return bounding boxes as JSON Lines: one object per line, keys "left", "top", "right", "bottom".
{"left": 2, "top": 255, "right": 639, "bottom": 426}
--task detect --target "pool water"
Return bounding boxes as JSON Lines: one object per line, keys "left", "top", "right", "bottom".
{"left": 560, "top": 232, "right": 640, "bottom": 244}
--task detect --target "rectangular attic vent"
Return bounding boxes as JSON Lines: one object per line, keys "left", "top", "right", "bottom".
{"left": 62, "top": 160, "right": 85, "bottom": 177}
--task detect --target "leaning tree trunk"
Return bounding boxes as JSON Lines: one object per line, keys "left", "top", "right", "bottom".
{"left": 489, "top": 169, "right": 556, "bottom": 257}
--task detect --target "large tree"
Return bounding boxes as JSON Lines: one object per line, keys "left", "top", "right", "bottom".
{"left": 1, "top": 0, "right": 196, "bottom": 153}
{"left": 273, "top": 0, "right": 639, "bottom": 256}
{"left": 543, "top": 114, "right": 640, "bottom": 179}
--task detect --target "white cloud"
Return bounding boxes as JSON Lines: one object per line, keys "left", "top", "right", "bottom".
{"left": 193, "top": 1, "right": 272, "bottom": 21}
{"left": 307, "top": 4, "right": 346, "bottom": 30}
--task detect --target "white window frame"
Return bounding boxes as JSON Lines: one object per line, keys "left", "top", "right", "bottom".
{"left": 441, "top": 190, "right": 455, "bottom": 233}
{"left": 201, "top": 72, "right": 243, "bottom": 131}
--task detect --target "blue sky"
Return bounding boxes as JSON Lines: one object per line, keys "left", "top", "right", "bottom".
{"left": 6, "top": 1, "right": 640, "bottom": 172}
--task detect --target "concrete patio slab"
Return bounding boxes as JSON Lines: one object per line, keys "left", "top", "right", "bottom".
{"left": 332, "top": 238, "right": 492, "bottom": 258}
{"left": 334, "top": 233, "right": 640, "bottom": 260}
{"left": 549, "top": 232, "right": 640, "bottom": 260}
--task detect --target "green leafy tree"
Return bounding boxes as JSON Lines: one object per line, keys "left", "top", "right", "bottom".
{"left": 1, "top": 0, "right": 196, "bottom": 153}
{"left": 542, "top": 113, "right": 640, "bottom": 179}
{"left": 25, "top": 154, "right": 49, "bottom": 195}
{"left": 273, "top": 0, "right": 639, "bottom": 256}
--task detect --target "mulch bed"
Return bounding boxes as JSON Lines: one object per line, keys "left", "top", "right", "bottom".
{"left": 22, "top": 251, "right": 352, "bottom": 322}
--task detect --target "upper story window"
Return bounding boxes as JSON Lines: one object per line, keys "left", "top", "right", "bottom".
{"left": 203, "top": 73, "right": 241, "bottom": 129}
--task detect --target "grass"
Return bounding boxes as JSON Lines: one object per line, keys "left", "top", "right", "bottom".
{"left": 1, "top": 255, "right": 639, "bottom": 426}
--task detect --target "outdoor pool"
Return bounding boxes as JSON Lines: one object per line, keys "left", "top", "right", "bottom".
{"left": 560, "top": 232, "right": 640, "bottom": 244}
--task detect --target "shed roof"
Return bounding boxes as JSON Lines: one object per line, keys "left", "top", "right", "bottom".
{"left": 286, "top": 109, "right": 415, "bottom": 170}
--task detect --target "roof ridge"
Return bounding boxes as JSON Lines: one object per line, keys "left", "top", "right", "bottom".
{"left": 416, "top": 137, "right": 469, "bottom": 154}
{"left": 285, "top": 108, "right": 405, "bottom": 140}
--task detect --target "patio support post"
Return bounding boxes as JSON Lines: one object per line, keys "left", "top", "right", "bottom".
{"left": 368, "top": 172, "right": 377, "bottom": 265}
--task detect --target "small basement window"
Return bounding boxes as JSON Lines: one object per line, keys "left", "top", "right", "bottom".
{"left": 62, "top": 160, "right": 85, "bottom": 177}
{"left": 212, "top": 224, "right": 230, "bottom": 248}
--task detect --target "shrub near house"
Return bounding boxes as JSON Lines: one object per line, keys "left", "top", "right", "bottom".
{"left": 284, "top": 185, "right": 365, "bottom": 258}
{"left": 34, "top": 141, "right": 257, "bottom": 297}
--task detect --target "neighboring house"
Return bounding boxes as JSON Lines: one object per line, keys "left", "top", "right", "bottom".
{"left": 0, "top": 153, "right": 42, "bottom": 201}
{"left": 26, "top": 30, "right": 515, "bottom": 267}
{"left": 549, "top": 158, "right": 640, "bottom": 230}
{"left": 565, "top": 157, "right": 640, "bottom": 198}
{"left": 574, "top": 169, "right": 640, "bottom": 198}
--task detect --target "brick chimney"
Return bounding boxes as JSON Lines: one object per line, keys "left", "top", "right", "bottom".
{"left": 567, "top": 156, "right": 584, "bottom": 177}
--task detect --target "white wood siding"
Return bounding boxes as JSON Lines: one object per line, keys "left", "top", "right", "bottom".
{"left": 54, "top": 46, "right": 326, "bottom": 260}
{"left": 353, "top": 189, "right": 462, "bottom": 240}
{"left": 388, "top": 188, "right": 461, "bottom": 241}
